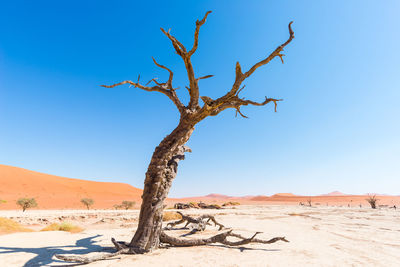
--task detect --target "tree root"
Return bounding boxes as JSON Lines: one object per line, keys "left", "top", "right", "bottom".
{"left": 54, "top": 238, "right": 133, "bottom": 264}
{"left": 55, "top": 214, "right": 288, "bottom": 264}
{"left": 165, "top": 211, "right": 225, "bottom": 231}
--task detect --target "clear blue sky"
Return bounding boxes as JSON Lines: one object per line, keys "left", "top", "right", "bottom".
{"left": 1, "top": 1, "right": 399, "bottom": 197}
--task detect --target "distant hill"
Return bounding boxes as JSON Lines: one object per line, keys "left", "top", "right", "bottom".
{"left": 204, "top": 193, "right": 233, "bottom": 199}
{"left": 320, "top": 191, "right": 347, "bottom": 196}
{"left": 0, "top": 164, "right": 142, "bottom": 209}
{"left": 271, "top": 193, "right": 297, "bottom": 197}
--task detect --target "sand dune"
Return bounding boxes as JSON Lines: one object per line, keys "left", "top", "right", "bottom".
{"left": 1, "top": 164, "right": 399, "bottom": 210}
{"left": 0, "top": 165, "right": 142, "bottom": 210}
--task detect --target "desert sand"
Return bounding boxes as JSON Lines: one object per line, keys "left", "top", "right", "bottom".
{"left": 2, "top": 165, "right": 400, "bottom": 266}
{"left": 0, "top": 164, "right": 142, "bottom": 209}
{"left": 1, "top": 205, "right": 400, "bottom": 266}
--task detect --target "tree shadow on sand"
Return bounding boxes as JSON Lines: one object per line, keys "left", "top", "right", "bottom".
{"left": 0, "top": 234, "right": 115, "bottom": 267}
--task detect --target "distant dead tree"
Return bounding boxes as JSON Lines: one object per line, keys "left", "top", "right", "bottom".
{"left": 366, "top": 195, "right": 378, "bottom": 209}
{"left": 16, "top": 198, "right": 37, "bottom": 212}
{"left": 80, "top": 198, "right": 94, "bottom": 210}
{"left": 113, "top": 204, "right": 122, "bottom": 210}
{"left": 307, "top": 198, "right": 312, "bottom": 207}
{"left": 121, "top": 201, "right": 136, "bottom": 210}
{"left": 56, "top": 11, "right": 294, "bottom": 263}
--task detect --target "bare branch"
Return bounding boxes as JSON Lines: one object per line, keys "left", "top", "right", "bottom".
{"left": 160, "top": 28, "right": 186, "bottom": 56}
{"left": 152, "top": 57, "right": 174, "bottom": 88}
{"left": 146, "top": 78, "right": 162, "bottom": 86}
{"left": 165, "top": 212, "right": 226, "bottom": 231}
{"left": 243, "top": 21, "right": 294, "bottom": 79}
{"left": 197, "top": 74, "right": 214, "bottom": 81}
{"left": 55, "top": 250, "right": 127, "bottom": 264}
{"left": 194, "top": 22, "right": 293, "bottom": 121}
{"left": 160, "top": 230, "right": 288, "bottom": 247}
{"left": 101, "top": 80, "right": 185, "bottom": 113}
{"left": 189, "top": 11, "right": 212, "bottom": 56}
{"left": 160, "top": 11, "right": 213, "bottom": 110}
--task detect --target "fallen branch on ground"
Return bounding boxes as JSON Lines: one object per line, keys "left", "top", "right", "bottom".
{"left": 165, "top": 211, "right": 225, "bottom": 230}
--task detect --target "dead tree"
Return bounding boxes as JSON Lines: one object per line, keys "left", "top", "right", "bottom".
{"left": 366, "top": 195, "right": 378, "bottom": 209}
{"left": 56, "top": 11, "right": 294, "bottom": 262}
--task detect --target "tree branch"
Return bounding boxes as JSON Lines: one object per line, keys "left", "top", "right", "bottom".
{"left": 189, "top": 11, "right": 212, "bottom": 56}
{"left": 160, "top": 11, "right": 212, "bottom": 111}
{"left": 196, "top": 21, "right": 294, "bottom": 120}
{"left": 165, "top": 211, "right": 226, "bottom": 231}
{"left": 101, "top": 79, "right": 185, "bottom": 113}
{"left": 160, "top": 230, "right": 288, "bottom": 247}
{"left": 152, "top": 57, "right": 174, "bottom": 89}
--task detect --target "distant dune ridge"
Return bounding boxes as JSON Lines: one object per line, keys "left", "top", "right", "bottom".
{"left": 0, "top": 164, "right": 142, "bottom": 209}
{"left": 0, "top": 164, "right": 399, "bottom": 209}
{"left": 320, "top": 191, "right": 347, "bottom": 196}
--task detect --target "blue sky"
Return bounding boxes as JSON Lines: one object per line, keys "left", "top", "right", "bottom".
{"left": 1, "top": 1, "right": 399, "bottom": 197}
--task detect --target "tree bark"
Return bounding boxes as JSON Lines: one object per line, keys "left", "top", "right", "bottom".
{"left": 129, "top": 119, "right": 194, "bottom": 252}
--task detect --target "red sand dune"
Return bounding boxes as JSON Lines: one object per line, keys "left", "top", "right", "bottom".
{"left": 0, "top": 164, "right": 142, "bottom": 210}
{"left": 271, "top": 193, "right": 297, "bottom": 197}
{"left": 1, "top": 164, "right": 399, "bottom": 209}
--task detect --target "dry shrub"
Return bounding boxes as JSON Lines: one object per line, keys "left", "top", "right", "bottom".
{"left": 163, "top": 211, "right": 182, "bottom": 221}
{"left": 16, "top": 198, "right": 38, "bottom": 212}
{"left": 41, "top": 222, "right": 83, "bottom": 233}
{"left": 222, "top": 201, "right": 240, "bottom": 206}
{"left": 0, "top": 217, "right": 33, "bottom": 234}
{"left": 366, "top": 195, "right": 378, "bottom": 209}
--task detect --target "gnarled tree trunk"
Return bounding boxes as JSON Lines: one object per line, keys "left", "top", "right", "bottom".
{"left": 129, "top": 120, "right": 194, "bottom": 252}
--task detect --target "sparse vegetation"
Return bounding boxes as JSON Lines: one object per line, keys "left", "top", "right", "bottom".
{"left": 113, "top": 204, "right": 123, "bottom": 210}
{"left": 366, "top": 195, "right": 378, "bottom": 209}
{"left": 163, "top": 211, "right": 182, "bottom": 221}
{"left": 16, "top": 198, "right": 38, "bottom": 212}
{"left": 0, "top": 199, "right": 6, "bottom": 205}
{"left": 222, "top": 201, "right": 240, "bottom": 206}
{"left": 307, "top": 198, "right": 312, "bottom": 207}
{"left": 41, "top": 222, "right": 83, "bottom": 233}
{"left": 121, "top": 201, "right": 136, "bottom": 210}
{"left": 80, "top": 198, "right": 94, "bottom": 210}
{"left": 0, "top": 217, "right": 33, "bottom": 233}
{"left": 174, "top": 202, "right": 222, "bottom": 209}
{"left": 113, "top": 201, "right": 136, "bottom": 210}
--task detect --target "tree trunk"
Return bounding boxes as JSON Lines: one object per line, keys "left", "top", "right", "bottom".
{"left": 129, "top": 120, "right": 194, "bottom": 252}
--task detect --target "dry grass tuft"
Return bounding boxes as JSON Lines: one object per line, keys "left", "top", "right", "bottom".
{"left": 0, "top": 217, "right": 33, "bottom": 234}
{"left": 222, "top": 201, "right": 241, "bottom": 206}
{"left": 41, "top": 222, "right": 83, "bottom": 233}
{"left": 163, "top": 211, "right": 182, "bottom": 221}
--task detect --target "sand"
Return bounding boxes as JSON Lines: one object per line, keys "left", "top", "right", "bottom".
{"left": 1, "top": 205, "right": 400, "bottom": 266}
{"left": 0, "top": 164, "right": 142, "bottom": 210}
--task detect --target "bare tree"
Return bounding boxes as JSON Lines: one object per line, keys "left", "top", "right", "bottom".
{"left": 307, "top": 198, "right": 312, "bottom": 207}
{"left": 16, "top": 198, "right": 37, "bottom": 212}
{"left": 80, "top": 198, "right": 94, "bottom": 210}
{"left": 366, "top": 195, "right": 378, "bottom": 209}
{"left": 121, "top": 201, "right": 136, "bottom": 210}
{"left": 56, "top": 11, "right": 294, "bottom": 262}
